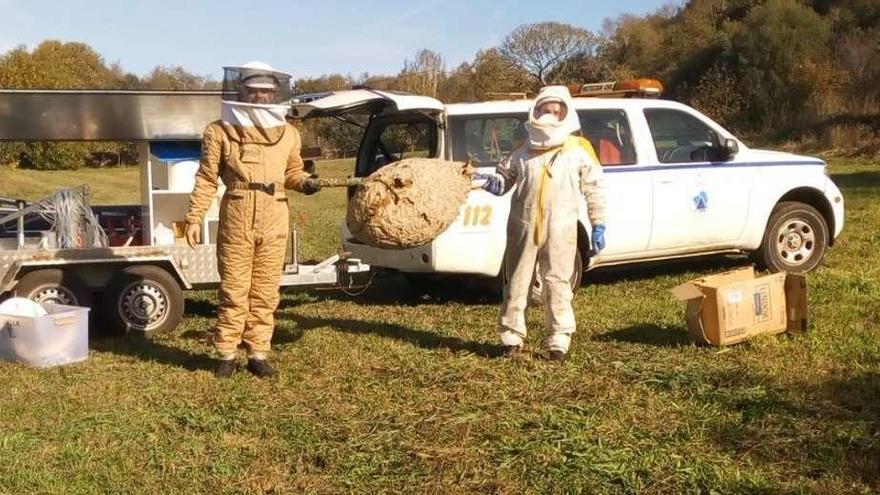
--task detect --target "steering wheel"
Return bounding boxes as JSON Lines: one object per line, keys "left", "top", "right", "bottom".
{"left": 377, "top": 139, "right": 396, "bottom": 164}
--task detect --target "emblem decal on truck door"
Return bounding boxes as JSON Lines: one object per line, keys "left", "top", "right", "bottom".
{"left": 693, "top": 191, "right": 709, "bottom": 212}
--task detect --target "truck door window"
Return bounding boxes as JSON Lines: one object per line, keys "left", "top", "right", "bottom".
{"left": 576, "top": 109, "right": 637, "bottom": 166}
{"left": 378, "top": 121, "right": 432, "bottom": 162}
{"left": 644, "top": 109, "right": 722, "bottom": 163}
{"left": 358, "top": 115, "right": 438, "bottom": 177}
{"left": 449, "top": 115, "right": 526, "bottom": 166}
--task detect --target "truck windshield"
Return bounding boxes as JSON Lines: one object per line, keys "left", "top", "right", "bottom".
{"left": 449, "top": 109, "right": 637, "bottom": 167}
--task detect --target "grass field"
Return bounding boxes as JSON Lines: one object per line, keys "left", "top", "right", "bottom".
{"left": 0, "top": 158, "right": 877, "bottom": 494}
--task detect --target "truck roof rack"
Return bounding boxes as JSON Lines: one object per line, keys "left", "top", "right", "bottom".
{"left": 485, "top": 92, "right": 530, "bottom": 101}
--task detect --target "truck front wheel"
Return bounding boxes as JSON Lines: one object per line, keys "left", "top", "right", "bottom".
{"left": 102, "top": 265, "right": 184, "bottom": 335}
{"left": 756, "top": 201, "right": 829, "bottom": 273}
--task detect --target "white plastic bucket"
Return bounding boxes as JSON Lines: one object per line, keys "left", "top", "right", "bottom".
{"left": 0, "top": 302, "right": 90, "bottom": 367}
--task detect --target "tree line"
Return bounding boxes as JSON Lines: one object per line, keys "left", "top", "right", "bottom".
{"left": 1, "top": 0, "right": 878, "bottom": 169}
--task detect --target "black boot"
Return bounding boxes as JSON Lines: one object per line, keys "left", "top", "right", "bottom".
{"left": 215, "top": 359, "right": 237, "bottom": 378}
{"left": 546, "top": 350, "right": 567, "bottom": 362}
{"left": 246, "top": 358, "right": 278, "bottom": 378}
{"left": 501, "top": 345, "right": 523, "bottom": 358}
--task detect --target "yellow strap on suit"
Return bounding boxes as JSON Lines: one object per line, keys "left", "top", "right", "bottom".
{"left": 533, "top": 149, "right": 562, "bottom": 245}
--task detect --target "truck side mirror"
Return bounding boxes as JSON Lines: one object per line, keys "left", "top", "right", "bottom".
{"left": 722, "top": 138, "right": 739, "bottom": 160}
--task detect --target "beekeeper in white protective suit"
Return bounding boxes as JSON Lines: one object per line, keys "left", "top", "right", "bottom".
{"left": 481, "top": 86, "right": 607, "bottom": 361}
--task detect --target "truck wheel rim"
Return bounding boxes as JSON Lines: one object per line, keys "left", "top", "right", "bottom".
{"left": 776, "top": 219, "right": 815, "bottom": 265}
{"left": 30, "top": 285, "right": 77, "bottom": 306}
{"left": 118, "top": 281, "right": 168, "bottom": 332}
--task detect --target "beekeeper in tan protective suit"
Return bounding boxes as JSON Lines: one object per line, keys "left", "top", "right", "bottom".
{"left": 184, "top": 61, "right": 321, "bottom": 378}
{"left": 481, "top": 86, "right": 607, "bottom": 361}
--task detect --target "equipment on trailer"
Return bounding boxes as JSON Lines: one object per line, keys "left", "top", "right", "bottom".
{"left": 0, "top": 90, "right": 369, "bottom": 335}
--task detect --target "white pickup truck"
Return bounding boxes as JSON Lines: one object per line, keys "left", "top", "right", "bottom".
{"left": 292, "top": 87, "right": 845, "bottom": 290}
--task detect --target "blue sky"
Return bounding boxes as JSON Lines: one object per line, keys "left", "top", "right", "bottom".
{"left": 1, "top": 0, "right": 673, "bottom": 80}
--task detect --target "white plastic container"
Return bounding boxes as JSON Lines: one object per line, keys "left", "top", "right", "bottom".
{"left": 152, "top": 222, "right": 175, "bottom": 246}
{"left": 168, "top": 160, "right": 199, "bottom": 192}
{"left": 0, "top": 303, "right": 90, "bottom": 367}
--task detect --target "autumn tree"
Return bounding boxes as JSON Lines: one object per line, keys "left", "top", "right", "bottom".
{"left": 728, "top": 0, "right": 830, "bottom": 130}
{"left": 141, "top": 65, "right": 216, "bottom": 90}
{"left": 499, "top": 22, "right": 598, "bottom": 87}
{"left": 0, "top": 41, "right": 125, "bottom": 169}
{"left": 399, "top": 49, "right": 445, "bottom": 98}
{"left": 470, "top": 48, "right": 532, "bottom": 98}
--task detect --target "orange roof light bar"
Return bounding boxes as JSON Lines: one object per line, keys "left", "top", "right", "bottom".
{"left": 569, "top": 79, "right": 664, "bottom": 98}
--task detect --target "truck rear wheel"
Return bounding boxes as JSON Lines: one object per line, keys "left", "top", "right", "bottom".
{"left": 756, "top": 202, "right": 829, "bottom": 273}
{"left": 13, "top": 268, "right": 93, "bottom": 308}
{"left": 102, "top": 265, "right": 184, "bottom": 335}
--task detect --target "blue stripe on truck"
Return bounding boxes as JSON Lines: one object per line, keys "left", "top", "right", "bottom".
{"left": 603, "top": 161, "right": 825, "bottom": 173}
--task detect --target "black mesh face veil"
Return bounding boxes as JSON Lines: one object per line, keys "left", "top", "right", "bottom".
{"left": 222, "top": 63, "right": 292, "bottom": 104}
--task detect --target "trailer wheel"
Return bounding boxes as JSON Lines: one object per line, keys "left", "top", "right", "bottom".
{"left": 102, "top": 265, "right": 184, "bottom": 335}
{"left": 13, "top": 268, "right": 93, "bottom": 307}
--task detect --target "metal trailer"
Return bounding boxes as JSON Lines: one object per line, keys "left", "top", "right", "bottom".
{"left": 0, "top": 90, "right": 369, "bottom": 334}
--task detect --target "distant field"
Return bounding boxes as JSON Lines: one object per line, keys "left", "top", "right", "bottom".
{"left": 0, "top": 159, "right": 354, "bottom": 260}
{"left": 0, "top": 158, "right": 877, "bottom": 494}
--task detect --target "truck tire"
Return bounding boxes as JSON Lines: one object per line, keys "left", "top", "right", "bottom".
{"left": 102, "top": 265, "right": 184, "bottom": 335}
{"left": 13, "top": 268, "right": 93, "bottom": 308}
{"left": 756, "top": 201, "right": 829, "bottom": 273}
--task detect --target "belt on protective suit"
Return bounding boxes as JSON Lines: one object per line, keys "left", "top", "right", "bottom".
{"left": 227, "top": 181, "right": 284, "bottom": 195}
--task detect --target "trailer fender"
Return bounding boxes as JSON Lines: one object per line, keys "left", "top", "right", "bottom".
{"left": 2, "top": 256, "right": 192, "bottom": 294}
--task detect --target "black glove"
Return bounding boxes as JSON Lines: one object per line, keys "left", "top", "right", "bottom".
{"left": 302, "top": 177, "right": 322, "bottom": 195}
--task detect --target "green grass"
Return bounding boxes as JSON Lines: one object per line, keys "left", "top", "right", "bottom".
{"left": 0, "top": 165, "right": 142, "bottom": 205}
{"left": 0, "top": 159, "right": 878, "bottom": 494}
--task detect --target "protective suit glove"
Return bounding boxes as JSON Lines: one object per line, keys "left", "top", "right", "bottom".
{"left": 590, "top": 224, "right": 606, "bottom": 254}
{"left": 302, "top": 177, "right": 322, "bottom": 195}
{"left": 478, "top": 173, "right": 504, "bottom": 196}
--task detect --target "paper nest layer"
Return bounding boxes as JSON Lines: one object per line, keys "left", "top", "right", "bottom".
{"left": 347, "top": 158, "right": 475, "bottom": 249}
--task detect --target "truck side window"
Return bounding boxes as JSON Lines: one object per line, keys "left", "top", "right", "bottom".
{"left": 377, "top": 122, "right": 432, "bottom": 162}
{"left": 644, "top": 108, "right": 721, "bottom": 163}
{"left": 449, "top": 115, "right": 526, "bottom": 166}
{"left": 357, "top": 114, "right": 438, "bottom": 177}
{"left": 576, "top": 109, "right": 637, "bottom": 166}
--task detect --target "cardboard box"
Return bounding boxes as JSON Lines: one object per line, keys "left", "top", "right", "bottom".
{"left": 671, "top": 267, "right": 808, "bottom": 346}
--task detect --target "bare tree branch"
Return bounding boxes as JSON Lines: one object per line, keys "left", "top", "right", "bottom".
{"left": 499, "top": 22, "right": 599, "bottom": 85}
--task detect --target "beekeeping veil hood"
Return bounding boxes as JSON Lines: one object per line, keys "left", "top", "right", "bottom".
{"left": 220, "top": 61, "right": 293, "bottom": 143}
{"left": 525, "top": 85, "right": 581, "bottom": 150}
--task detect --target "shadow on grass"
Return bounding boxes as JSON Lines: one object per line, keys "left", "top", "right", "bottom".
{"left": 280, "top": 272, "right": 501, "bottom": 309}
{"left": 702, "top": 369, "right": 880, "bottom": 490}
{"left": 299, "top": 255, "right": 752, "bottom": 307}
{"left": 594, "top": 324, "right": 693, "bottom": 347}
{"left": 584, "top": 254, "right": 751, "bottom": 286}
{"left": 91, "top": 333, "right": 216, "bottom": 372}
{"left": 184, "top": 298, "right": 218, "bottom": 318}
{"left": 276, "top": 312, "right": 501, "bottom": 358}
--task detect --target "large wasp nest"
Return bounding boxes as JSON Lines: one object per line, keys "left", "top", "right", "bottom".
{"left": 346, "top": 158, "right": 475, "bottom": 249}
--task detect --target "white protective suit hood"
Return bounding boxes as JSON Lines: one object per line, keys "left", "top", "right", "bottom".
{"left": 525, "top": 86, "right": 581, "bottom": 150}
